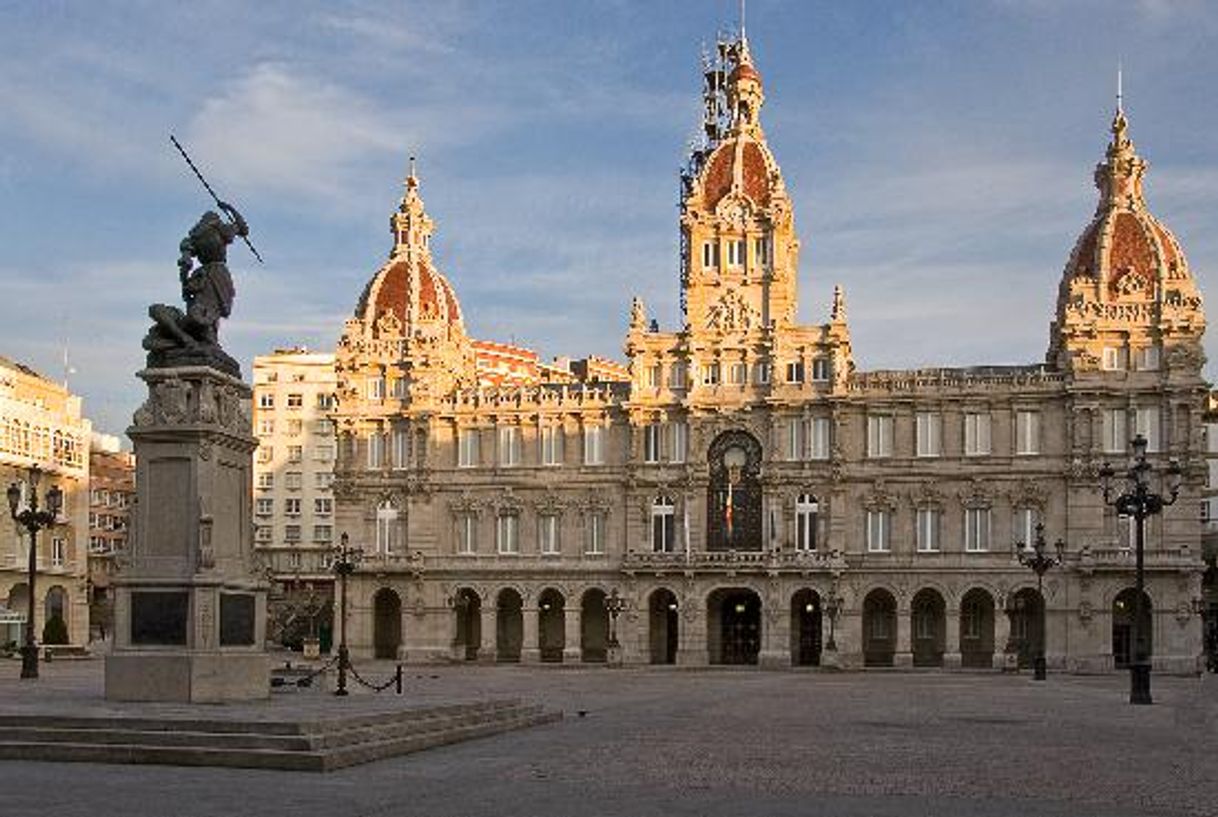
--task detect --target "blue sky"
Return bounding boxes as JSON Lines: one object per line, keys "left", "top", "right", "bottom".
{"left": 2, "top": 0, "right": 1216, "bottom": 435}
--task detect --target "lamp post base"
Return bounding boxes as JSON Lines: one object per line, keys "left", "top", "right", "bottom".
{"left": 1033, "top": 654, "right": 1047, "bottom": 681}
{"left": 19, "top": 644, "right": 38, "bottom": 679}
{"left": 1130, "top": 662, "right": 1153, "bottom": 705}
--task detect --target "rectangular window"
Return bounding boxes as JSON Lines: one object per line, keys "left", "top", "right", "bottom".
{"left": 498, "top": 426, "right": 521, "bottom": 467}
{"left": 1103, "top": 408, "right": 1129, "bottom": 454}
{"left": 1137, "top": 345, "right": 1160, "bottom": 371}
{"left": 586, "top": 513, "right": 606, "bottom": 555}
{"left": 286, "top": 419, "right": 302, "bottom": 436}
{"left": 1015, "top": 410, "right": 1040, "bottom": 455}
{"left": 540, "top": 425, "right": 563, "bottom": 466}
{"left": 538, "top": 515, "right": 560, "bottom": 555}
{"left": 367, "top": 377, "right": 384, "bottom": 400}
{"left": 288, "top": 551, "right": 302, "bottom": 570}
{"left": 795, "top": 498, "right": 817, "bottom": 552}
{"left": 257, "top": 472, "right": 274, "bottom": 490}
{"left": 287, "top": 393, "right": 303, "bottom": 409}
{"left": 255, "top": 526, "right": 272, "bottom": 543}
{"left": 313, "top": 525, "right": 332, "bottom": 543}
{"left": 754, "top": 235, "right": 770, "bottom": 267}
{"left": 811, "top": 358, "right": 831, "bottom": 382}
{"left": 284, "top": 498, "right": 301, "bottom": 517}
{"left": 285, "top": 472, "right": 302, "bottom": 491}
{"left": 726, "top": 239, "right": 745, "bottom": 267}
{"left": 652, "top": 502, "right": 676, "bottom": 553}
{"left": 316, "top": 393, "right": 336, "bottom": 410}
{"left": 786, "top": 417, "right": 804, "bottom": 461}
{"left": 915, "top": 412, "right": 942, "bottom": 458}
{"left": 964, "top": 412, "right": 992, "bottom": 456}
{"left": 257, "top": 392, "right": 274, "bottom": 410}
{"left": 670, "top": 421, "right": 688, "bottom": 464}
{"left": 916, "top": 508, "right": 940, "bottom": 553}
{"left": 314, "top": 472, "right": 334, "bottom": 490}
{"left": 257, "top": 419, "right": 274, "bottom": 436}
{"left": 701, "top": 240, "right": 720, "bottom": 269}
{"left": 754, "top": 362, "right": 771, "bottom": 384}
{"left": 786, "top": 361, "right": 805, "bottom": 384}
{"left": 730, "top": 362, "right": 747, "bottom": 384}
{"left": 256, "top": 498, "right": 273, "bottom": 516}
{"left": 583, "top": 424, "right": 604, "bottom": 465}
{"left": 288, "top": 445, "right": 303, "bottom": 464}
{"left": 643, "top": 423, "right": 662, "bottom": 463}
{"left": 965, "top": 508, "right": 991, "bottom": 552}
{"left": 392, "top": 429, "right": 409, "bottom": 469}
{"left": 866, "top": 510, "right": 891, "bottom": 553}
{"left": 314, "top": 444, "right": 334, "bottom": 462}
{"left": 867, "top": 415, "right": 893, "bottom": 458}
{"left": 810, "top": 417, "right": 831, "bottom": 460}
{"left": 284, "top": 524, "right": 301, "bottom": 543}
{"left": 702, "top": 362, "right": 721, "bottom": 386}
{"left": 51, "top": 537, "right": 65, "bottom": 567}
{"left": 668, "top": 363, "right": 687, "bottom": 389}
{"left": 314, "top": 497, "right": 332, "bottom": 516}
{"left": 1015, "top": 507, "right": 1037, "bottom": 550}
{"left": 391, "top": 378, "right": 407, "bottom": 398}
{"left": 646, "top": 364, "right": 661, "bottom": 388}
{"left": 496, "top": 514, "right": 519, "bottom": 554}
{"left": 1102, "top": 346, "right": 1126, "bottom": 371}
{"left": 457, "top": 514, "right": 477, "bottom": 554}
{"left": 1135, "top": 406, "right": 1160, "bottom": 452}
{"left": 314, "top": 419, "right": 334, "bottom": 435}
{"left": 458, "top": 429, "right": 480, "bottom": 468}
{"left": 256, "top": 446, "right": 273, "bottom": 464}
{"left": 366, "top": 434, "right": 383, "bottom": 468}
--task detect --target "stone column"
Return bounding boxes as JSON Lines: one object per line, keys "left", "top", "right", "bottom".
{"left": 834, "top": 609, "right": 861, "bottom": 669}
{"left": 759, "top": 606, "right": 789, "bottom": 669}
{"left": 993, "top": 606, "right": 1013, "bottom": 670}
{"left": 895, "top": 601, "right": 913, "bottom": 668}
{"left": 479, "top": 604, "right": 496, "bottom": 663}
{"left": 944, "top": 606, "right": 962, "bottom": 669}
{"left": 677, "top": 607, "right": 707, "bottom": 666}
{"left": 563, "top": 605, "right": 582, "bottom": 664}
{"left": 521, "top": 602, "right": 541, "bottom": 663}
{"left": 106, "top": 366, "right": 269, "bottom": 702}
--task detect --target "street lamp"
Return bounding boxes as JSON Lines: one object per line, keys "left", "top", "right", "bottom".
{"left": 6, "top": 467, "right": 63, "bottom": 679}
{"left": 604, "top": 588, "right": 625, "bottom": 652}
{"left": 1013, "top": 522, "right": 1065, "bottom": 681}
{"left": 330, "top": 532, "right": 363, "bottom": 696}
{"left": 823, "top": 589, "right": 843, "bottom": 652}
{"left": 1099, "top": 433, "right": 1182, "bottom": 705}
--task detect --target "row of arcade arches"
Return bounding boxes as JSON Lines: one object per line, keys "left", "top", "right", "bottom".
{"left": 369, "top": 585, "right": 1155, "bottom": 667}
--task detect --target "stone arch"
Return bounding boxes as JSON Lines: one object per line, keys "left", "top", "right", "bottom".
{"left": 495, "top": 587, "right": 524, "bottom": 662}
{"left": 910, "top": 588, "right": 946, "bottom": 667}
{"left": 453, "top": 587, "right": 481, "bottom": 661}
{"left": 372, "top": 587, "right": 402, "bottom": 659}
{"left": 537, "top": 587, "right": 566, "bottom": 663}
{"left": 790, "top": 588, "right": 822, "bottom": 666}
{"left": 862, "top": 588, "right": 898, "bottom": 667}
{"left": 648, "top": 587, "right": 679, "bottom": 664}
{"left": 706, "top": 429, "right": 764, "bottom": 552}
{"left": 580, "top": 587, "right": 609, "bottom": 663}
{"left": 707, "top": 586, "right": 762, "bottom": 665}
{"left": 959, "top": 587, "right": 996, "bottom": 668}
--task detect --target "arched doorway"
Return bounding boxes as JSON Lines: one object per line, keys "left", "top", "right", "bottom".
{"left": 911, "top": 589, "right": 946, "bottom": 667}
{"left": 372, "top": 588, "right": 402, "bottom": 659}
{"left": 453, "top": 588, "right": 481, "bottom": 661}
{"left": 43, "top": 585, "right": 68, "bottom": 645}
{"left": 706, "top": 431, "right": 764, "bottom": 551}
{"left": 959, "top": 588, "right": 996, "bottom": 668}
{"left": 790, "top": 589, "right": 822, "bottom": 666}
{"left": 708, "top": 588, "right": 761, "bottom": 665}
{"left": 538, "top": 588, "right": 565, "bottom": 663}
{"left": 7, "top": 583, "right": 28, "bottom": 616}
{"left": 496, "top": 589, "right": 523, "bottom": 662}
{"left": 580, "top": 589, "right": 608, "bottom": 663}
{"left": 648, "top": 588, "right": 679, "bottom": 664}
{"left": 1112, "top": 588, "right": 1153, "bottom": 669}
{"left": 863, "top": 589, "right": 897, "bottom": 667}
{"left": 1009, "top": 588, "right": 1044, "bottom": 670}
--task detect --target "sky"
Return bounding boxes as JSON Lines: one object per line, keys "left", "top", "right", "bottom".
{"left": 1, "top": 0, "right": 1217, "bottom": 436}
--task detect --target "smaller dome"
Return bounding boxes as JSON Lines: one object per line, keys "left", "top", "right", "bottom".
{"left": 700, "top": 139, "right": 774, "bottom": 210}
{"left": 729, "top": 61, "right": 762, "bottom": 85}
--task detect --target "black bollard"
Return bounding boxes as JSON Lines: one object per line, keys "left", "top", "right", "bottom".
{"left": 395, "top": 663, "right": 403, "bottom": 694}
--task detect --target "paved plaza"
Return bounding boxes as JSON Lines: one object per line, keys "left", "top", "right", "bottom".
{"left": 1, "top": 660, "right": 1216, "bottom": 817}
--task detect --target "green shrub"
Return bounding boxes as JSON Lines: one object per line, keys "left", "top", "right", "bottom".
{"left": 42, "top": 615, "right": 69, "bottom": 645}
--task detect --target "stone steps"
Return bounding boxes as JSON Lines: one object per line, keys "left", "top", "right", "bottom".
{"left": 0, "top": 700, "right": 561, "bottom": 771}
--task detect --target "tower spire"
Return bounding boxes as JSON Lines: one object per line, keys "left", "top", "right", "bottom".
{"left": 1116, "top": 61, "right": 1123, "bottom": 114}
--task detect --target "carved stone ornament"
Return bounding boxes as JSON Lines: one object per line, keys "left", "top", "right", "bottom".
{"left": 958, "top": 479, "right": 991, "bottom": 509}
{"left": 1078, "top": 599, "right": 1093, "bottom": 624}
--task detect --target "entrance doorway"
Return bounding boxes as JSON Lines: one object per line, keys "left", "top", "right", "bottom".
{"left": 649, "top": 588, "right": 679, "bottom": 664}
{"left": 496, "top": 588, "right": 523, "bottom": 662}
{"left": 538, "top": 588, "right": 566, "bottom": 663}
{"left": 959, "top": 588, "right": 996, "bottom": 668}
{"left": 863, "top": 589, "right": 897, "bottom": 667}
{"left": 790, "top": 589, "right": 822, "bottom": 666}
{"left": 1112, "top": 588, "right": 1152, "bottom": 669}
{"left": 372, "top": 588, "right": 402, "bottom": 659}
{"left": 1009, "top": 588, "right": 1044, "bottom": 670}
{"left": 911, "top": 589, "right": 946, "bottom": 667}
{"left": 580, "top": 589, "right": 608, "bottom": 663}
{"left": 708, "top": 588, "right": 761, "bottom": 665}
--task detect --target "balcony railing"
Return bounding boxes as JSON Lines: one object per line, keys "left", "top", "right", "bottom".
{"left": 622, "top": 548, "right": 840, "bottom": 572}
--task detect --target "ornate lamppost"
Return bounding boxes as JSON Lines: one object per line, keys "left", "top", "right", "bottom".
{"left": 604, "top": 588, "right": 625, "bottom": 666}
{"left": 823, "top": 589, "right": 842, "bottom": 653}
{"left": 6, "top": 467, "right": 64, "bottom": 680}
{"left": 1013, "top": 522, "right": 1065, "bottom": 681}
{"left": 1099, "top": 433, "right": 1182, "bottom": 705}
{"left": 331, "top": 532, "right": 363, "bottom": 697}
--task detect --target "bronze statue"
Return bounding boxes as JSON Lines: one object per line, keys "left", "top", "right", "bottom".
{"left": 143, "top": 202, "right": 247, "bottom": 376}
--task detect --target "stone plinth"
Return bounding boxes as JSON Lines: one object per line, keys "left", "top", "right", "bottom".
{"left": 106, "top": 366, "right": 269, "bottom": 703}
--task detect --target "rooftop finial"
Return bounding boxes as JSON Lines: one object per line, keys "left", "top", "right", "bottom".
{"left": 406, "top": 155, "right": 418, "bottom": 191}
{"left": 740, "top": 0, "right": 747, "bottom": 41}
{"left": 1116, "top": 61, "right": 1123, "bottom": 114}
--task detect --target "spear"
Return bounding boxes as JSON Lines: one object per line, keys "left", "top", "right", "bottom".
{"left": 170, "top": 134, "right": 264, "bottom": 264}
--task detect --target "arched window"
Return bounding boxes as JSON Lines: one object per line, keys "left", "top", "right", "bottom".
{"left": 652, "top": 496, "right": 675, "bottom": 553}
{"left": 795, "top": 494, "right": 818, "bottom": 552}
{"left": 375, "top": 500, "right": 400, "bottom": 554}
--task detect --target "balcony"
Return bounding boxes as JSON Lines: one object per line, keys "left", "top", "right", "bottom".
{"left": 622, "top": 548, "right": 842, "bottom": 575}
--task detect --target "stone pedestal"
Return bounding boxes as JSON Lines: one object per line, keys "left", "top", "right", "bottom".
{"left": 106, "top": 366, "right": 269, "bottom": 703}
{"left": 606, "top": 643, "right": 623, "bottom": 667}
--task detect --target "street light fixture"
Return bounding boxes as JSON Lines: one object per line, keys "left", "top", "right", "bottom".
{"left": 6, "top": 467, "right": 63, "bottom": 679}
{"left": 1013, "top": 522, "right": 1065, "bottom": 681}
{"left": 823, "top": 589, "right": 843, "bottom": 652}
{"left": 330, "top": 532, "right": 364, "bottom": 697}
{"left": 1099, "top": 433, "right": 1182, "bottom": 705}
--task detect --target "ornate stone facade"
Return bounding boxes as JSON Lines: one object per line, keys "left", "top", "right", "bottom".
{"left": 332, "top": 32, "right": 1208, "bottom": 674}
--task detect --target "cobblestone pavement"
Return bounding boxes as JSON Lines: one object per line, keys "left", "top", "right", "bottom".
{"left": 1, "top": 659, "right": 1215, "bottom": 817}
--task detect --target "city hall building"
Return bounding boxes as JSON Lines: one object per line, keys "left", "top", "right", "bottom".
{"left": 329, "top": 31, "right": 1208, "bottom": 673}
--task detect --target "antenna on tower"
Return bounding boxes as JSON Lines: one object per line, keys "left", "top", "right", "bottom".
{"left": 740, "top": 0, "right": 747, "bottom": 41}
{"left": 1116, "top": 61, "right": 1124, "bottom": 113}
